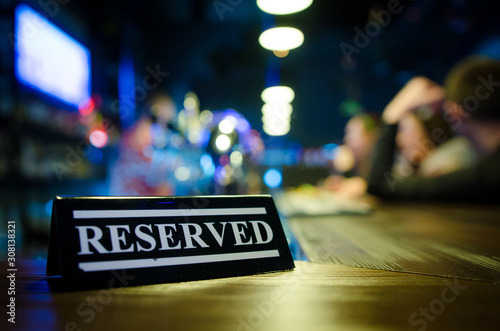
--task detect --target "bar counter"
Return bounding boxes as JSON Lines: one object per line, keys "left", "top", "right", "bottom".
{"left": 2, "top": 202, "right": 500, "bottom": 331}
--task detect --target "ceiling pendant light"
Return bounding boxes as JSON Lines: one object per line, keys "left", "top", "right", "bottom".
{"left": 261, "top": 103, "right": 293, "bottom": 118}
{"left": 257, "top": 0, "right": 313, "bottom": 15}
{"left": 261, "top": 86, "right": 295, "bottom": 104}
{"left": 259, "top": 27, "right": 304, "bottom": 51}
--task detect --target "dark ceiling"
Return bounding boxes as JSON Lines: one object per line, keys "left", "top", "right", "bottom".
{"left": 62, "top": 0, "right": 500, "bottom": 147}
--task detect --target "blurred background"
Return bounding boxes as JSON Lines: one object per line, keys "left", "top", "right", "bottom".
{"left": 0, "top": 0, "right": 499, "bottom": 247}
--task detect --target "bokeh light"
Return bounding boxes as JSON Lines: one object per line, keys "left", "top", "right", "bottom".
{"left": 264, "top": 168, "right": 282, "bottom": 188}
{"left": 174, "top": 166, "right": 191, "bottom": 181}
{"left": 219, "top": 117, "right": 236, "bottom": 134}
{"left": 262, "top": 103, "right": 293, "bottom": 118}
{"left": 200, "top": 110, "right": 213, "bottom": 124}
{"left": 259, "top": 27, "right": 304, "bottom": 51}
{"left": 219, "top": 154, "right": 230, "bottom": 166}
{"left": 273, "top": 50, "right": 289, "bottom": 58}
{"left": 89, "top": 130, "right": 108, "bottom": 148}
{"left": 257, "top": 0, "right": 313, "bottom": 15}
{"left": 183, "top": 92, "right": 199, "bottom": 110}
{"left": 230, "top": 151, "right": 243, "bottom": 167}
{"left": 200, "top": 154, "right": 215, "bottom": 176}
{"left": 78, "top": 97, "right": 95, "bottom": 116}
{"left": 263, "top": 121, "right": 291, "bottom": 136}
{"left": 261, "top": 86, "right": 295, "bottom": 104}
{"left": 215, "top": 134, "right": 231, "bottom": 153}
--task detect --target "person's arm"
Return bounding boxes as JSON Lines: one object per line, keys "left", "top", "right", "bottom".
{"left": 367, "top": 150, "right": 500, "bottom": 201}
{"left": 382, "top": 76, "right": 445, "bottom": 124}
{"left": 366, "top": 123, "right": 399, "bottom": 197}
{"left": 366, "top": 76, "right": 500, "bottom": 201}
{"left": 367, "top": 123, "right": 500, "bottom": 201}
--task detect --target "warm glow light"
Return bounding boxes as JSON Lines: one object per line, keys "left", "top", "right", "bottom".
{"left": 273, "top": 50, "right": 289, "bottom": 58}
{"left": 183, "top": 92, "right": 199, "bottom": 110}
{"left": 215, "top": 134, "right": 231, "bottom": 152}
{"left": 263, "top": 121, "right": 290, "bottom": 136}
{"left": 259, "top": 27, "right": 304, "bottom": 51}
{"left": 257, "top": 0, "right": 313, "bottom": 15}
{"left": 262, "top": 103, "right": 293, "bottom": 118}
{"left": 262, "top": 115, "right": 291, "bottom": 127}
{"left": 263, "top": 120, "right": 290, "bottom": 130}
{"left": 200, "top": 110, "right": 213, "bottom": 124}
{"left": 261, "top": 86, "right": 295, "bottom": 104}
{"left": 230, "top": 151, "right": 243, "bottom": 167}
{"left": 218, "top": 117, "right": 236, "bottom": 134}
{"left": 89, "top": 130, "right": 108, "bottom": 148}
{"left": 261, "top": 100, "right": 292, "bottom": 137}
{"left": 332, "top": 145, "right": 355, "bottom": 173}
{"left": 174, "top": 166, "right": 191, "bottom": 181}
{"left": 184, "top": 97, "right": 197, "bottom": 110}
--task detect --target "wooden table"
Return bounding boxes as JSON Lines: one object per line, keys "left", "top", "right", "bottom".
{"left": 2, "top": 202, "right": 500, "bottom": 331}
{"left": 288, "top": 201, "right": 500, "bottom": 283}
{"left": 1, "top": 258, "right": 499, "bottom": 331}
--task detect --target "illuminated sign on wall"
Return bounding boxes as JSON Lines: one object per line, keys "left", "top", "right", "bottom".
{"left": 15, "top": 4, "right": 91, "bottom": 108}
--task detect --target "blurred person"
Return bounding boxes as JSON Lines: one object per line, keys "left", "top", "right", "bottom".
{"left": 343, "top": 113, "right": 379, "bottom": 178}
{"left": 393, "top": 107, "right": 476, "bottom": 178}
{"left": 110, "top": 91, "right": 177, "bottom": 195}
{"left": 367, "top": 56, "right": 500, "bottom": 202}
{"left": 322, "top": 113, "right": 379, "bottom": 199}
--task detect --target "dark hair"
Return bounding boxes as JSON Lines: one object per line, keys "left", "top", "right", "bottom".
{"left": 351, "top": 112, "right": 380, "bottom": 132}
{"left": 413, "top": 107, "right": 453, "bottom": 147}
{"left": 444, "top": 56, "right": 500, "bottom": 120}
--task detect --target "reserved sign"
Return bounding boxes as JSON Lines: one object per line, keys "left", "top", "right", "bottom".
{"left": 46, "top": 195, "right": 295, "bottom": 290}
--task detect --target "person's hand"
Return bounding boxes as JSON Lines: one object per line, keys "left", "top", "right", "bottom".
{"left": 321, "top": 175, "right": 367, "bottom": 198}
{"left": 383, "top": 76, "right": 445, "bottom": 124}
{"left": 321, "top": 175, "right": 345, "bottom": 192}
{"left": 336, "top": 176, "right": 368, "bottom": 199}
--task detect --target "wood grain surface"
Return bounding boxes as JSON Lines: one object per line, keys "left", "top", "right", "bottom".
{"left": 1, "top": 258, "right": 499, "bottom": 331}
{"left": 2, "top": 202, "right": 500, "bottom": 331}
{"left": 290, "top": 202, "right": 500, "bottom": 282}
